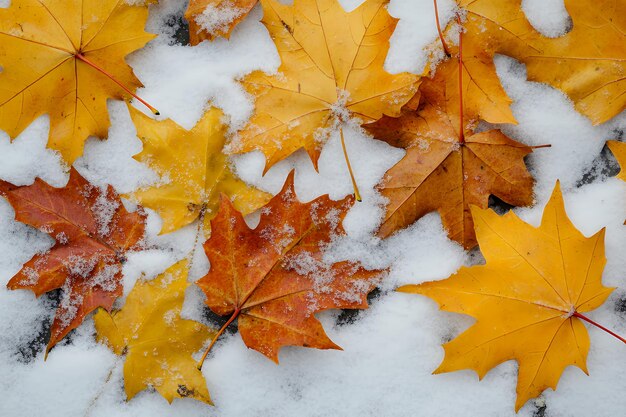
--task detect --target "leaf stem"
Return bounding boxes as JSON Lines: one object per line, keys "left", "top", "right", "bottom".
{"left": 196, "top": 308, "right": 241, "bottom": 370}
{"left": 74, "top": 53, "right": 160, "bottom": 116}
{"left": 530, "top": 144, "right": 552, "bottom": 149}
{"left": 433, "top": 0, "right": 450, "bottom": 57}
{"left": 339, "top": 125, "right": 362, "bottom": 202}
{"left": 457, "top": 15, "right": 465, "bottom": 145}
{"left": 574, "top": 311, "right": 626, "bottom": 345}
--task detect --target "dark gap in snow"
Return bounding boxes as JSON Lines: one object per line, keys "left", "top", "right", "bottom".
{"left": 577, "top": 139, "right": 622, "bottom": 186}
{"left": 15, "top": 290, "right": 59, "bottom": 363}
{"left": 203, "top": 307, "right": 238, "bottom": 335}
{"left": 166, "top": 14, "right": 190, "bottom": 46}
{"left": 153, "top": 2, "right": 190, "bottom": 46}
{"left": 488, "top": 195, "right": 515, "bottom": 215}
{"left": 335, "top": 288, "right": 381, "bottom": 326}
{"left": 561, "top": 16, "right": 573, "bottom": 36}
{"left": 533, "top": 401, "right": 548, "bottom": 417}
{"left": 613, "top": 290, "right": 626, "bottom": 316}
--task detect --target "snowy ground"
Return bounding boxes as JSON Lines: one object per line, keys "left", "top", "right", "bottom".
{"left": 1, "top": 0, "right": 625, "bottom": 416}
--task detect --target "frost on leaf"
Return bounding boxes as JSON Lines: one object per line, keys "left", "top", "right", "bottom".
{"left": 185, "top": 0, "right": 259, "bottom": 44}
{"left": 196, "top": 171, "right": 384, "bottom": 362}
{"left": 1, "top": 168, "right": 146, "bottom": 351}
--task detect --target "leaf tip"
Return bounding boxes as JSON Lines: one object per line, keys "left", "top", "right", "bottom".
{"left": 396, "top": 284, "right": 419, "bottom": 294}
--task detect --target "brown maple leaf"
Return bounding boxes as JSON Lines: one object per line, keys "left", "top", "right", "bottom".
{"left": 365, "top": 98, "right": 534, "bottom": 248}
{"left": 1, "top": 168, "right": 146, "bottom": 352}
{"left": 196, "top": 172, "right": 383, "bottom": 364}
{"left": 365, "top": 10, "right": 536, "bottom": 249}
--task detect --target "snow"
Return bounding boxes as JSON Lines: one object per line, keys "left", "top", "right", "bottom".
{"left": 0, "top": 117, "right": 67, "bottom": 187}
{"left": 92, "top": 192, "right": 121, "bottom": 237}
{"left": 193, "top": 1, "right": 246, "bottom": 37}
{"left": 1, "top": 0, "right": 626, "bottom": 416}
{"left": 522, "top": 0, "right": 571, "bottom": 38}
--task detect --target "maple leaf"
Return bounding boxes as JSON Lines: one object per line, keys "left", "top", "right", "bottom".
{"left": 399, "top": 182, "right": 616, "bottom": 411}
{"left": 608, "top": 140, "right": 626, "bottom": 224}
{"left": 236, "top": 0, "right": 420, "bottom": 171}
{"left": 185, "top": 0, "right": 258, "bottom": 44}
{"left": 365, "top": 100, "right": 534, "bottom": 249}
{"left": 128, "top": 106, "right": 271, "bottom": 235}
{"left": 426, "top": 0, "right": 548, "bottom": 125}
{"left": 195, "top": 172, "right": 383, "bottom": 364}
{"left": 420, "top": 56, "right": 515, "bottom": 126}
{"left": 519, "top": 0, "right": 625, "bottom": 125}
{"left": 95, "top": 260, "right": 214, "bottom": 405}
{"left": 0, "top": 0, "right": 156, "bottom": 164}
{"left": 608, "top": 140, "right": 626, "bottom": 182}
{"left": 1, "top": 168, "right": 146, "bottom": 351}
{"left": 456, "top": 0, "right": 625, "bottom": 125}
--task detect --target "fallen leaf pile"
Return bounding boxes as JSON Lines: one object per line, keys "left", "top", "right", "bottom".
{"left": 0, "top": 0, "right": 625, "bottom": 413}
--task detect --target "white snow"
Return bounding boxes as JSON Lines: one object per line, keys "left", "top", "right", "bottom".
{"left": 193, "top": 1, "right": 246, "bottom": 37}
{"left": 522, "top": 0, "right": 571, "bottom": 38}
{"left": 0, "top": 0, "right": 625, "bottom": 416}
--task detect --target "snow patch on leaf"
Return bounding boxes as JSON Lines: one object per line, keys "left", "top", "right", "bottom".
{"left": 92, "top": 190, "right": 120, "bottom": 237}
{"left": 194, "top": 1, "right": 245, "bottom": 36}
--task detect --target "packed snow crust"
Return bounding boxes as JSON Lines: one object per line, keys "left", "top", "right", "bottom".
{"left": 1, "top": 0, "right": 626, "bottom": 416}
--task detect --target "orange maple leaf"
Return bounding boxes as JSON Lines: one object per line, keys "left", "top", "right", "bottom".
{"left": 1, "top": 168, "right": 146, "bottom": 352}
{"left": 196, "top": 172, "right": 383, "bottom": 364}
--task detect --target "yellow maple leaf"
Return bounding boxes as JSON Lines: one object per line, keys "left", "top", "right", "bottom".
{"left": 426, "top": 0, "right": 545, "bottom": 125}
{"left": 236, "top": 0, "right": 420, "bottom": 170}
{"left": 608, "top": 140, "right": 626, "bottom": 182}
{"left": 608, "top": 140, "right": 626, "bottom": 224}
{"left": 95, "top": 260, "right": 214, "bottom": 405}
{"left": 458, "top": 0, "right": 626, "bottom": 125}
{"left": 0, "top": 0, "right": 156, "bottom": 164}
{"left": 128, "top": 105, "right": 271, "bottom": 234}
{"left": 522, "top": 0, "right": 625, "bottom": 125}
{"left": 399, "top": 182, "right": 615, "bottom": 411}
